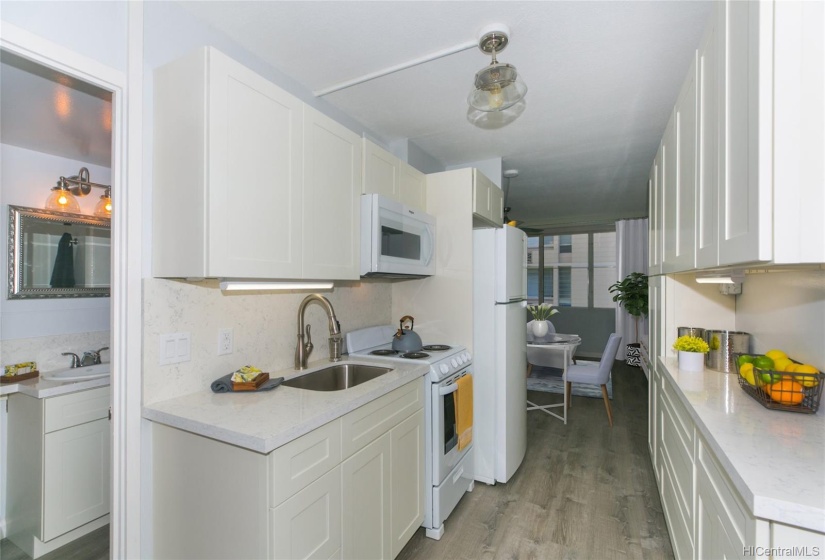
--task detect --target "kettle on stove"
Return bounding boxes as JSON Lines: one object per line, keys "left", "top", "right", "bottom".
{"left": 392, "top": 315, "right": 423, "bottom": 353}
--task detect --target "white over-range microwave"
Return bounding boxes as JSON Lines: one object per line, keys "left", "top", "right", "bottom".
{"left": 360, "top": 194, "right": 436, "bottom": 278}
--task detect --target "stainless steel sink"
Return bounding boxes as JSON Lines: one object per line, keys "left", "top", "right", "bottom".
{"left": 282, "top": 364, "right": 392, "bottom": 391}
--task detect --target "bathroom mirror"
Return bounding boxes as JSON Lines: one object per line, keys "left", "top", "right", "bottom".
{"left": 8, "top": 205, "right": 110, "bottom": 299}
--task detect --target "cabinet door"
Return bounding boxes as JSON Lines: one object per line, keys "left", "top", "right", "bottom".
{"left": 649, "top": 148, "right": 663, "bottom": 275}
{"left": 661, "top": 112, "right": 678, "bottom": 273}
{"left": 718, "top": 0, "right": 771, "bottom": 265}
{"left": 302, "top": 106, "right": 362, "bottom": 280}
{"left": 390, "top": 410, "right": 425, "bottom": 558}
{"left": 270, "top": 466, "right": 342, "bottom": 560}
{"left": 42, "top": 418, "right": 110, "bottom": 541}
{"left": 341, "top": 432, "right": 391, "bottom": 560}
{"left": 472, "top": 170, "right": 492, "bottom": 221}
{"left": 363, "top": 139, "right": 399, "bottom": 199}
{"left": 399, "top": 161, "right": 427, "bottom": 212}
{"left": 489, "top": 182, "right": 503, "bottom": 225}
{"left": 207, "top": 48, "right": 304, "bottom": 278}
{"left": 696, "top": 13, "right": 721, "bottom": 269}
{"left": 674, "top": 55, "right": 698, "bottom": 272}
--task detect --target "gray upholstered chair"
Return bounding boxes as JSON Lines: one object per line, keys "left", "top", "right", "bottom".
{"left": 565, "top": 333, "right": 622, "bottom": 427}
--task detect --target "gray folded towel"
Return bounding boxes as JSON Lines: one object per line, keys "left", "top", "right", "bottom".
{"left": 210, "top": 373, "right": 284, "bottom": 393}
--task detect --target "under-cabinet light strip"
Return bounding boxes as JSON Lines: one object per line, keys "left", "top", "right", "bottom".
{"left": 219, "top": 281, "right": 334, "bottom": 292}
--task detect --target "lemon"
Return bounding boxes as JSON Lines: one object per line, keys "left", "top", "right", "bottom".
{"left": 795, "top": 364, "right": 820, "bottom": 388}
{"left": 773, "top": 357, "right": 793, "bottom": 372}
{"left": 765, "top": 349, "right": 788, "bottom": 361}
{"left": 739, "top": 363, "right": 757, "bottom": 386}
{"left": 784, "top": 363, "right": 799, "bottom": 372}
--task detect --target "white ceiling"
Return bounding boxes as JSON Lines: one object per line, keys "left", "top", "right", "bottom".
{"left": 179, "top": 0, "right": 714, "bottom": 232}
{"left": 0, "top": 1, "right": 713, "bottom": 233}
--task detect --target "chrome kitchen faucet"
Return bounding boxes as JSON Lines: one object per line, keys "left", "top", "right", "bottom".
{"left": 295, "top": 294, "right": 342, "bottom": 369}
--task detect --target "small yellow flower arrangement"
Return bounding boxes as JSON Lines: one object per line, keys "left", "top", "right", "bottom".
{"left": 673, "top": 335, "right": 709, "bottom": 353}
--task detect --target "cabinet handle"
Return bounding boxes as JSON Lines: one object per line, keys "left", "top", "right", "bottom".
{"left": 108, "top": 407, "right": 112, "bottom": 421}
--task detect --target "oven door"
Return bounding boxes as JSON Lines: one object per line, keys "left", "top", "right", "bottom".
{"left": 360, "top": 194, "right": 436, "bottom": 277}
{"left": 432, "top": 369, "right": 472, "bottom": 484}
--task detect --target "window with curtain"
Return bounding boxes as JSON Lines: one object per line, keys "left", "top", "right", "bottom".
{"left": 525, "top": 231, "right": 617, "bottom": 307}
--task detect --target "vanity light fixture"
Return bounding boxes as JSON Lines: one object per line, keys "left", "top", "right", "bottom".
{"left": 94, "top": 187, "right": 113, "bottom": 217}
{"left": 46, "top": 167, "right": 112, "bottom": 216}
{"left": 219, "top": 281, "right": 334, "bottom": 292}
{"left": 45, "top": 182, "right": 81, "bottom": 213}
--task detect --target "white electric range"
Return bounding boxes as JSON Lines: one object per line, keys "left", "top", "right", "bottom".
{"left": 346, "top": 325, "right": 474, "bottom": 540}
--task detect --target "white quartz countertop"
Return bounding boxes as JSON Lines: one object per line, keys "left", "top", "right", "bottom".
{"left": 658, "top": 356, "right": 825, "bottom": 533}
{"left": 0, "top": 372, "right": 110, "bottom": 398}
{"left": 143, "top": 357, "right": 429, "bottom": 454}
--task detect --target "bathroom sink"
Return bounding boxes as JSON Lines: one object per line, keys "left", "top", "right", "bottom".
{"left": 282, "top": 364, "right": 392, "bottom": 391}
{"left": 41, "top": 363, "right": 111, "bottom": 382}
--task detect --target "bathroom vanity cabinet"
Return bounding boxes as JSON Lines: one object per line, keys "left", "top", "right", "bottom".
{"left": 6, "top": 386, "right": 111, "bottom": 558}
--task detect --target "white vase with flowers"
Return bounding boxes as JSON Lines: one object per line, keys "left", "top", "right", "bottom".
{"left": 527, "top": 303, "right": 559, "bottom": 338}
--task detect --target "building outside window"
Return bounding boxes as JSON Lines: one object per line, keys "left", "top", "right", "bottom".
{"left": 526, "top": 231, "right": 616, "bottom": 308}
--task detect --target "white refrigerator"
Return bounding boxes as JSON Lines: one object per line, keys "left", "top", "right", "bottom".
{"left": 472, "top": 225, "right": 527, "bottom": 484}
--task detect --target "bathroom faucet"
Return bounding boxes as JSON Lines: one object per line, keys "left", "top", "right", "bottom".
{"left": 81, "top": 346, "right": 109, "bottom": 367}
{"left": 295, "top": 294, "right": 342, "bottom": 370}
{"left": 62, "top": 352, "right": 81, "bottom": 368}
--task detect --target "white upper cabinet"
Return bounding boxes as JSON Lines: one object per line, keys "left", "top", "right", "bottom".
{"left": 662, "top": 53, "right": 697, "bottom": 274}
{"left": 472, "top": 169, "right": 503, "bottom": 228}
{"left": 153, "top": 47, "right": 303, "bottom": 279}
{"left": 399, "top": 161, "right": 427, "bottom": 212}
{"left": 362, "top": 139, "right": 427, "bottom": 212}
{"left": 649, "top": 146, "right": 663, "bottom": 275}
{"left": 302, "top": 106, "right": 362, "bottom": 280}
{"left": 363, "top": 139, "right": 399, "bottom": 199}
{"left": 153, "top": 47, "right": 361, "bottom": 280}
{"left": 651, "top": 0, "right": 825, "bottom": 271}
{"left": 696, "top": 13, "right": 721, "bottom": 269}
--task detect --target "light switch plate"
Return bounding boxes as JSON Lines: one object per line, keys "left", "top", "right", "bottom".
{"left": 159, "top": 332, "right": 191, "bottom": 365}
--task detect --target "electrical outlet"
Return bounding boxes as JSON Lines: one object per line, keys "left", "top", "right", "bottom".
{"left": 218, "top": 328, "right": 233, "bottom": 356}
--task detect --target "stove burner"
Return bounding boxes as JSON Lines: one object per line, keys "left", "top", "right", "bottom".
{"left": 370, "top": 349, "right": 400, "bottom": 356}
{"left": 401, "top": 352, "right": 430, "bottom": 360}
{"left": 422, "top": 344, "right": 452, "bottom": 352}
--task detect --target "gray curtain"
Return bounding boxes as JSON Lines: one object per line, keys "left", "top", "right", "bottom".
{"left": 615, "top": 218, "right": 648, "bottom": 359}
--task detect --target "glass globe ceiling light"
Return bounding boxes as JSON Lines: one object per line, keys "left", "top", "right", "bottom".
{"left": 468, "top": 25, "right": 527, "bottom": 113}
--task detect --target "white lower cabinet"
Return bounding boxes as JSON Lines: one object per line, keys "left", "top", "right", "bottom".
{"left": 152, "top": 378, "right": 425, "bottom": 559}
{"left": 7, "top": 387, "right": 111, "bottom": 558}
{"left": 342, "top": 433, "right": 391, "bottom": 559}
{"left": 271, "top": 466, "right": 343, "bottom": 560}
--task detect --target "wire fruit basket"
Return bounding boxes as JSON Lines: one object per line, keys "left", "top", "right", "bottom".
{"left": 734, "top": 353, "right": 824, "bottom": 414}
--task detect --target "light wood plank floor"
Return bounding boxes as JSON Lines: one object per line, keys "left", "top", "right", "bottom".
{"left": 0, "top": 363, "right": 670, "bottom": 560}
{"left": 397, "top": 361, "right": 673, "bottom": 560}
{"left": 0, "top": 526, "right": 108, "bottom": 560}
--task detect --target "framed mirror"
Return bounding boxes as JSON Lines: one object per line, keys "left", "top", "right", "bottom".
{"left": 8, "top": 205, "right": 110, "bottom": 299}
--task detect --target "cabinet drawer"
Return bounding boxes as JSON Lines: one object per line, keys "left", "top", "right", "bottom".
{"left": 341, "top": 379, "right": 424, "bottom": 459}
{"left": 660, "top": 452, "right": 694, "bottom": 560}
{"left": 44, "top": 386, "right": 110, "bottom": 433}
{"left": 269, "top": 419, "right": 341, "bottom": 507}
{"left": 660, "top": 377, "right": 694, "bottom": 453}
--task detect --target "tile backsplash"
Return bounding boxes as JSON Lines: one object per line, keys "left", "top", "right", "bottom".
{"left": 143, "top": 278, "right": 393, "bottom": 404}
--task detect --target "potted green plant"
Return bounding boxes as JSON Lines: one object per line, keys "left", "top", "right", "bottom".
{"left": 527, "top": 303, "right": 559, "bottom": 338}
{"left": 608, "top": 272, "right": 649, "bottom": 367}
{"left": 672, "top": 335, "right": 710, "bottom": 372}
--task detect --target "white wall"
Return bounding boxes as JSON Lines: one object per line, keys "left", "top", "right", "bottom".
{"left": 736, "top": 269, "right": 825, "bottom": 366}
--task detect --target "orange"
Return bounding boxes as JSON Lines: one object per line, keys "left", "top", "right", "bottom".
{"left": 767, "top": 379, "right": 805, "bottom": 406}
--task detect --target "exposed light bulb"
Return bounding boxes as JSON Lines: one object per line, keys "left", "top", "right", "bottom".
{"left": 488, "top": 85, "right": 504, "bottom": 109}
{"left": 58, "top": 193, "right": 69, "bottom": 205}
